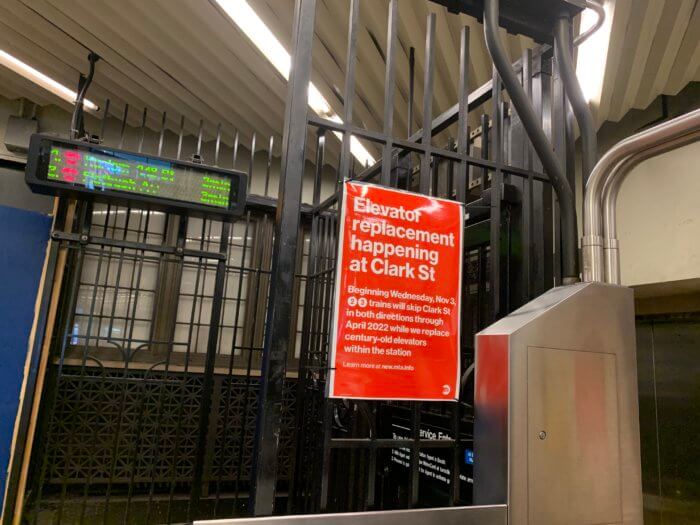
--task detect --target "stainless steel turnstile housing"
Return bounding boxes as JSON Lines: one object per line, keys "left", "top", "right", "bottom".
{"left": 475, "top": 281, "right": 643, "bottom": 524}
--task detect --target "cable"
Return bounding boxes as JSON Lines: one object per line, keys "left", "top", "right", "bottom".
{"left": 555, "top": 16, "right": 597, "bottom": 186}
{"left": 70, "top": 52, "right": 99, "bottom": 140}
{"left": 484, "top": 0, "right": 579, "bottom": 282}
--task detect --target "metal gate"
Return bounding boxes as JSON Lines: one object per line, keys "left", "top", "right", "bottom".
{"left": 285, "top": 0, "right": 566, "bottom": 513}
{"left": 16, "top": 114, "right": 305, "bottom": 523}
{"left": 11, "top": 0, "right": 579, "bottom": 522}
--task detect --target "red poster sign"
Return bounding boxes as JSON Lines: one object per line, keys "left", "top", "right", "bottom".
{"left": 328, "top": 181, "right": 463, "bottom": 401}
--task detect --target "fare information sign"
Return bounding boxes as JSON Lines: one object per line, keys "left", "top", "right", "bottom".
{"left": 328, "top": 181, "right": 463, "bottom": 401}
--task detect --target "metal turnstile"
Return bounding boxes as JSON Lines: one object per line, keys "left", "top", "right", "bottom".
{"left": 475, "top": 282, "right": 643, "bottom": 524}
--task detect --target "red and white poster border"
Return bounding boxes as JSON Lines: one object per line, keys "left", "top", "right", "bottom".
{"left": 327, "top": 180, "right": 463, "bottom": 401}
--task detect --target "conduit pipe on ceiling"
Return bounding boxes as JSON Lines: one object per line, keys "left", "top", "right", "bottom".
{"left": 484, "top": 0, "right": 579, "bottom": 283}
{"left": 573, "top": 0, "right": 605, "bottom": 47}
{"left": 582, "top": 108, "right": 700, "bottom": 283}
{"left": 554, "top": 15, "right": 597, "bottom": 186}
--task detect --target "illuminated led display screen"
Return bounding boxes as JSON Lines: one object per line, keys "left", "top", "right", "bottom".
{"left": 25, "top": 134, "right": 246, "bottom": 217}
{"left": 47, "top": 146, "right": 233, "bottom": 208}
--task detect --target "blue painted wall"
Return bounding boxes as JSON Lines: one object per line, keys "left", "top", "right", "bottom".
{"left": 0, "top": 205, "right": 51, "bottom": 513}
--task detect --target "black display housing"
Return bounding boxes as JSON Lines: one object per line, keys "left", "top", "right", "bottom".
{"left": 429, "top": 0, "right": 585, "bottom": 44}
{"left": 25, "top": 134, "right": 247, "bottom": 218}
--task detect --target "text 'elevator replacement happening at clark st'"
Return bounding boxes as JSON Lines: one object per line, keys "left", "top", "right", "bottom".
{"left": 329, "top": 181, "right": 464, "bottom": 401}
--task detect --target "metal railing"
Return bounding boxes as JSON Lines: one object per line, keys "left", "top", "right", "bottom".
{"left": 582, "top": 108, "right": 700, "bottom": 283}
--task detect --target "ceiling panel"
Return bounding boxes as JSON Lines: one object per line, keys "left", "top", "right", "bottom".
{"left": 0, "top": 0, "right": 693, "bottom": 163}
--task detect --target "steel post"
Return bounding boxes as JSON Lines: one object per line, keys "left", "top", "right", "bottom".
{"left": 250, "top": 0, "right": 316, "bottom": 515}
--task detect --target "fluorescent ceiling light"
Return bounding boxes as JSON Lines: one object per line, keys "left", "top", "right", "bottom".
{"left": 575, "top": 1, "right": 613, "bottom": 104}
{"left": 216, "top": 0, "right": 375, "bottom": 166}
{"left": 0, "top": 49, "right": 98, "bottom": 111}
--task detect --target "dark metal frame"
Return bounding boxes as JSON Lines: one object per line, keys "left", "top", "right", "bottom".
{"left": 10, "top": 0, "right": 581, "bottom": 522}
{"left": 278, "top": 0, "right": 575, "bottom": 516}
{"left": 13, "top": 99, "right": 301, "bottom": 524}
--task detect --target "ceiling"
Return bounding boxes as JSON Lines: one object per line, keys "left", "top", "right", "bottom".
{"left": 0, "top": 0, "right": 697, "bottom": 160}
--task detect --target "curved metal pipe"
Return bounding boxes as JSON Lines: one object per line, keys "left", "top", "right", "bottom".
{"left": 583, "top": 108, "right": 700, "bottom": 282}
{"left": 70, "top": 52, "right": 99, "bottom": 140}
{"left": 573, "top": 0, "right": 605, "bottom": 47}
{"left": 554, "top": 15, "right": 597, "bottom": 185}
{"left": 601, "top": 131, "right": 700, "bottom": 284}
{"left": 484, "top": 0, "right": 579, "bottom": 282}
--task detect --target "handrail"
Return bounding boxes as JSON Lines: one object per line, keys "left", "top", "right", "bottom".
{"left": 582, "top": 108, "right": 700, "bottom": 282}
{"left": 600, "top": 130, "right": 700, "bottom": 284}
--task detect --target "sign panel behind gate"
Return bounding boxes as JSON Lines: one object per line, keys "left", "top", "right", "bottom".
{"left": 328, "top": 181, "right": 463, "bottom": 400}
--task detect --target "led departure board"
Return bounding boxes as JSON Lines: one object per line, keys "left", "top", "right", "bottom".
{"left": 25, "top": 134, "right": 247, "bottom": 217}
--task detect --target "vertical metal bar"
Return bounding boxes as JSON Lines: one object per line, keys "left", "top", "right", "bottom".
{"left": 380, "top": 0, "right": 398, "bottom": 187}
{"left": 522, "top": 49, "right": 533, "bottom": 301}
{"left": 100, "top": 207, "right": 141, "bottom": 524}
{"left": 232, "top": 129, "right": 240, "bottom": 169}
{"left": 264, "top": 135, "right": 274, "bottom": 196}
{"left": 118, "top": 103, "right": 129, "bottom": 149}
{"left": 406, "top": 46, "right": 415, "bottom": 190}
{"left": 121, "top": 216, "right": 154, "bottom": 523}
{"left": 98, "top": 98, "right": 110, "bottom": 142}
{"left": 157, "top": 111, "right": 167, "bottom": 156}
{"left": 408, "top": 47, "right": 415, "bottom": 139}
{"left": 455, "top": 26, "right": 470, "bottom": 204}
{"left": 477, "top": 245, "right": 486, "bottom": 328}
{"left": 479, "top": 113, "right": 490, "bottom": 192}
{"left": 214, "top": 123, "right": 222, "bottom": 166}
{"left": 177, "top": 115, "right": 185, "bottom": 160}
{"left": 189, "top": 220, "right": 230, "bottom": 519}
{"left": 213, "top": 215, "right": 251, "bottom": 517}
{"left": 137, "top": 107, "right": 148, "bottom": 152}
{"left": 313, "top": 215, "right": 333, "bottom": 512}
{"left": 318, "top": 217, "right": 335, "bottom": 512}
{"left": 447, "top": 139, "right": 454, "bottom": 198}
{"left": 142, "top": 227, "right": 183, "bottom": 523}
{"left": 234, "top": 215, "right": 268, "bottom": 507}
{"left": 366, "top": 440, "right": 377, "bottom": 509}
{"left": 308, "top": 209, "right": 332, "bottom": 514}
{"left": 501, "top": 101, "right": 510, "bottom": 179}
{"left": 419, "top": 13, "right": 436, "bottom": 195}
{"left": 489, "top": 68, "right": 503, "bottom": 321}
{"left": 452, "top": 37, "right": 474, "bottom": 504}
{"left": 54, "top": 204, "right": 92, "bottom": 525}
{"left": 337, "top": 0, "right": 359, "bottom": 185}
{"left": 450, "top": 28, "right": 472, "bottom": 506}
{"left": 430, "top": 155, "right": 440, "bottom": 196}
{"left": 250, "top": 0, "right": 316, "bottom": 515}
{"left": 409, "top": 403, "right": 421, "bottom": 507}
{"left": 288, "top": 130, "right": 325, "bottom": 513}
{"left": 196, "top": 118, "right": 204, "bottom": 157}
{"left": 249, "top": 133, "right": 257, "bottom": 193}
{"left": 530, "top": 53, "right": 548, "bottom": 295}
{"left": 551, "top": 49, "right": 566, "bottom": 286}
{"left": 166, "top": 220, "right": 199, "bottom": 523}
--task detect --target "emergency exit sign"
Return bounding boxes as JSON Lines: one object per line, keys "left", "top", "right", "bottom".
{"left": 328, "top": 181, "right": 463, "bottom": 401}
